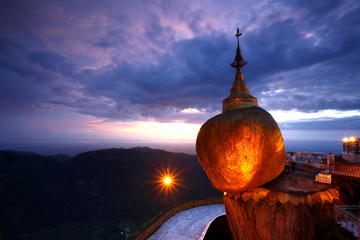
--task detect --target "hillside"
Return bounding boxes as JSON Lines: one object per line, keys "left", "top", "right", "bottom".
{"left": 0, "top": 147, "right": 220, "bottom": 239}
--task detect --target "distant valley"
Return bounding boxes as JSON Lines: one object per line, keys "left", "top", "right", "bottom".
{"left": 0, "top": 147, "right": 220, "bottom": 240}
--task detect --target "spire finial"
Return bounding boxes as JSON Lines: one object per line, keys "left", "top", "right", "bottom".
{"left": 231, "top": 29, "right": 247, "bottom": 69}
{"left": 236, "top": 28, "right": 242, "bottom": 47}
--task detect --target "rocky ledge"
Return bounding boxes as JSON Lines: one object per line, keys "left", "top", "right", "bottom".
{"left": 223, "top": 172, "right": 342, "bottom": 240}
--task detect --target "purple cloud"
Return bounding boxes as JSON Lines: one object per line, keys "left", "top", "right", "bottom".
{"left": 0, "top": 0, "right": 359, "bottom": 131}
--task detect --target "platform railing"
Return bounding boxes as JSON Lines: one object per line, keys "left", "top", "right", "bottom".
{"left": 288, "top": 157, "right": 360, "bottom": 179}
{"left": 330, "top": 165, "right": 360, "bottom": 178}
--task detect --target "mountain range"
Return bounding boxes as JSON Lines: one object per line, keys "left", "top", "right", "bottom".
{"left": 0, "top": 147, "right": 220, "bottom": 239}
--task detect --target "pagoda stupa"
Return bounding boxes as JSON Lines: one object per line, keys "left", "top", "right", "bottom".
{"left": 196, "top": 28, "right": 286, "bottom": 193}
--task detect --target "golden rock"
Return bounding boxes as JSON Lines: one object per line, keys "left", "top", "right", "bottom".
{"left": 196, "top": 106, "right": 285, "bottom": 192}
{"left": 196, "top": 29, "right": 285, "bottom": 193}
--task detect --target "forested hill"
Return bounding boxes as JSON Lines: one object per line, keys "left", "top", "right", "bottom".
{"left": 0, "top": 147, "right": 220, "bottom": 239}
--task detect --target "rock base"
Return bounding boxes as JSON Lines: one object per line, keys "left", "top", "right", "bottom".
{"left": 224, "top": 173, "right": 339, "bottom": 240}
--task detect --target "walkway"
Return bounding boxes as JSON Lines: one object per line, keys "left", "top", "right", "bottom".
{"left": 147, "top": 204, "right": 225, "bottom": 240}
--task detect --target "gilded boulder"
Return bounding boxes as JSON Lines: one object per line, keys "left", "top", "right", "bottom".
{"left": 196, "top": 106, "right": 285, "bottom": 192}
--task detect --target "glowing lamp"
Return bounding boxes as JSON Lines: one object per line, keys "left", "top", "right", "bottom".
{"left": 350, "top": 137, "right": 356, "bottom": 142}
{"left": 163, "top": 176, "right": 172, "bottom": 185}
{"left": 155, "top": 168, "right": 179, "bottom": 195}
{"left": 343, "top": 137, "right": 349, "bottom": 142}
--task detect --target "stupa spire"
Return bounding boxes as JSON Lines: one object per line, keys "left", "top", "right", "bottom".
{"left": 222, "top": 29, "right": 258, "bottom": 113}
{"left": 231, "top": 28, "right": 247, "bottom": 71}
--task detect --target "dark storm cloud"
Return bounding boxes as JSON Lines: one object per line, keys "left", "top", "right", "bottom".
{"left": 0, "top": 37, "right": 26, "bottom": 56}
{"left": 0, "top": 0, "right": 359, "bottom": 129}
{"left": 29, "top": 51, "right": 74, "bottom": 76}
{"left": 71, "top": 34, "right": 234, "bottom": 122}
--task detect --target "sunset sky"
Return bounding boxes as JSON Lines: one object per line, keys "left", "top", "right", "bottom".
{"left": 1, "top": 0, "right": 359, "bottom": 152}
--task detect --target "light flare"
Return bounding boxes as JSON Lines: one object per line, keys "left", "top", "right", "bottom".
{"left": 163, "top": 176, "right": 172, "bottom": 185}
{"left": 154, "top": 167, "right": 182, "bottom": 195}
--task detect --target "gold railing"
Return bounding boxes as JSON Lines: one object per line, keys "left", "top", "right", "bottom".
{"left": 330, "top": 165, "right": 360, "bottom": 178}
{"left": 135, "top": 198, "right": 223, "bottom": 240}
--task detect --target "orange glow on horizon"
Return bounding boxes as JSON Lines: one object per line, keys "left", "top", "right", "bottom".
{"left": 86, "top": 120, "right": 200, "bottom": 142}
{"left": 122, "top": 121, "right": 200, "bottom": 141}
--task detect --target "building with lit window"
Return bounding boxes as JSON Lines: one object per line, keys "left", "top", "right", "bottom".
{"left": 342, "top": 136, "right": 360, "bottom": 163}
